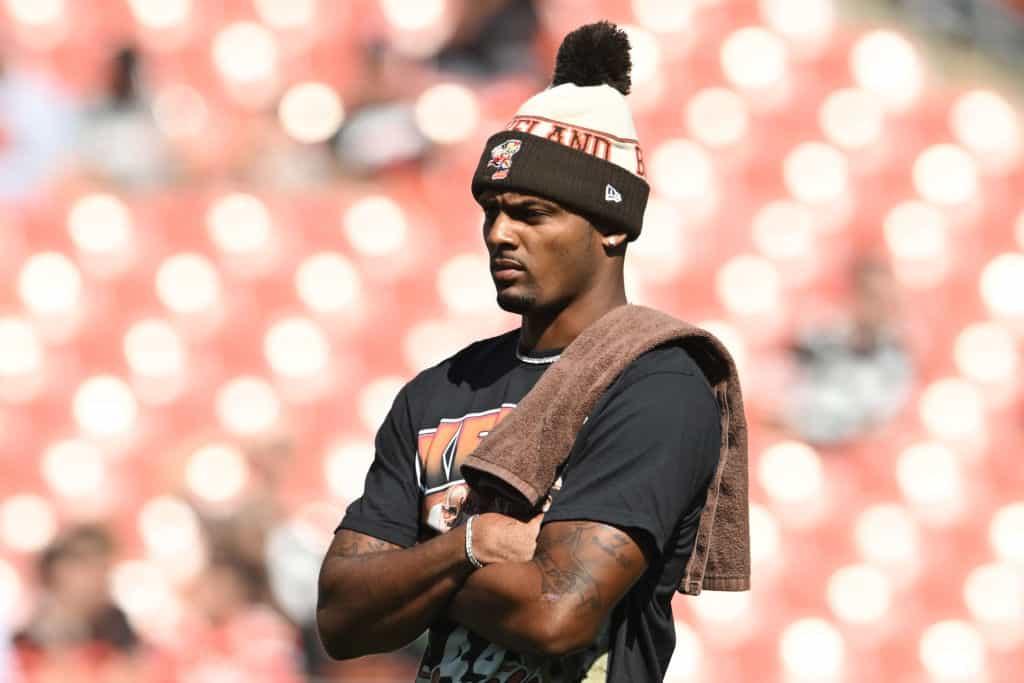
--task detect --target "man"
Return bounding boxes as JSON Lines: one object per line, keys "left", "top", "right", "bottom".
{"left": 317, "top": 22, "right": 722, "bottom": 682}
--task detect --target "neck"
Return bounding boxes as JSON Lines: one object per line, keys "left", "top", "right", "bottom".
{"left": 519, "top": 278, "right": 627, "bottom": 352}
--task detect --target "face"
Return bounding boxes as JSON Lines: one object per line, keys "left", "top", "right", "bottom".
{"left": 480, "top": 191, "right": 603, "bottom": 315}
{"left": 51, "top": 541, "right": 111, "bottom": 615}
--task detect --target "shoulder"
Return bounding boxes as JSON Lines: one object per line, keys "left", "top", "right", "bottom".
{"left": 614, "top": 343, "right": 716, "bottom": 406}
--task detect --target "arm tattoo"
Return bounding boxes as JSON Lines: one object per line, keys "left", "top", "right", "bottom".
{"left": 532, "top": 523, "right": 640, "bottom": 614}
{"left": 332, "top": 530, "right": 399, "bottom": 562}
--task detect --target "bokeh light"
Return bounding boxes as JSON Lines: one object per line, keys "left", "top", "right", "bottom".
{"left": 953, "top": 322, "right": 1019, "bottom": 385}
{"left": 138, "top": 495, "right": 205, "bottom": 581}
{"left": 279, "top": 82, "right": 345, "bottom": 144}
{"left": 124, "top": 318, "right": 187, "bottom": 380}
{"left": 779, "top": 618, "right": 845, "bottom": 680}
{"left": 697, "top": 320, "right": 747, "bottom": 378}
{"left": 324, "top": 439, "right": 374, "bottom": 502}
{"left": 850, "top": 30, "right": 923, "bottom": 111}
{"left": 379, "top": 0, "right": 445, "bottom": 31}
{"left": 41, "top": 439, "right": 106, "bottom": 499}
{"left": 720, "top": 27, "right": 787, "bottom": 91}
{"left": 155, "top": 253, "right": 222, "bottom": 315}
{"left": 826, "top": 564, "right": 892, "bottom": 624}
{"left": 629, "top": 198, "right": 687, "bottom": 282}
{"left": 17, "top": 252, "right": 82, "bottom": 317}
{"left": 0, "top": 317, "right": 43, "bottom": 383}
{"left": 216, "top": 376, "right": 282, "bottom": 435}
{"left": 72, "top": 375, "right": 139, "bottom": 438}
{"left": 759, "top": 0, "right": 835, "bottom": 52}
{"left": 437, "top": 253, "right": 493, "bottom": 314}
{"left": 212, "top": 21, "right": 279, "bottom": 85}
{"left": 979, "top": 253, "right": 1024, "bottom": 319}
{"left": 127, "top": 0, "right": 191, "bottom": 29}
{"left": 950, "top": 89, "right": 1022, "bottom": 172}
{"left": 748, "top": 504, "right": 782, "bottom": 570}
{"left": 206, "top": 193, "right": 274, "bottom": 256}
{"left": 665, "top": 620, "right": 704, "bottom": 681}
{"left": 254, "top": 0, "right": 317, "bottom": 29}
{"left": 883, "top": 200, "right": 949, "bottom": 288}
{"left": 963, "top": 562, "right": 1024, "bottom": 640}
{"left": 758, "top": 440, "right": 824, "bottom": 507}
{"left": 630, "top": 0, "right": 696, "bottom": 34}
{"left": 4, "top": 0, "right": 64, "bottom": 27}
{"left": 414, "top": 83, "right": 479, "bottom": 144}
{"left": 854, "top": 503, "right": 921, "bottom": 576}
{"left": 110, "top": 559, "right": 180, "bottom": 635}
{"left": 685, "top": 88, "right": 749, "bottom": 148}
{"left": 402, "top": 319, "right": 480, "bottom": 371}
{"left": 912, "top": 144, "right": 979, "bottom": 206}
{"left": 0, "top": 494, "right": 57, "bottom": 553}
{"left": 716, "top": 254, "right": 782, "bottom": 317}
{"left": 186, "top": 443, "right": 249, "bottom": 503}
{"left": 918, "top": 620, "right": 986, "bottom": 681}
{"left": 784, "top": 142, "right": 849, "bottom": 205}
{"left": 989, "top": 502, "right": 1024, "bottom": 562}
{"left": 264, "top": 317, "right": 331, "bottom": 379}
{"left": 295, "top": 252, "right": 362, "bottom": 316}
{"left": 343, "top": 196, "right": 409, "bottom": 256}
{"left": 919, "top": 377, "right": 986, "bottom": 444}
{"left": 751, "top": 200, "right": 816, "bottom": 265}
{"left": 819, "top": 88, "right": 885, "bottom": 150}
{"left": 649, "top": 138, "right": 716, "bottom": 207}
{"left": 620, "top": 25, "right": 661, "bottom": 88}
{"left": 358, "top": 376, "right": 405, "bottom": 434}
{"left": 0, "top": 559, "right": 21, "bottom": 611}
{"left": 67, "top": 193, "right": 134, "bottom": 269}
{"left": 896, "top": 442, "right": 964, "bottom": 524}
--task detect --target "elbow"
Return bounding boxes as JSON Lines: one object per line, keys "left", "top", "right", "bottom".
{"left": 530, "top": 611, "right": 601, "bottom": 658}
{"left": 316, "top": 609, "right": 360, "bottom": 660}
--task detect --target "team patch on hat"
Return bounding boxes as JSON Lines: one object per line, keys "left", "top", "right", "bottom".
{"left": 487, "top": 139, "right": 522, "bottom": 180}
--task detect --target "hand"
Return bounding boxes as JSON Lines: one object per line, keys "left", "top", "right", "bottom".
{"left": 469, "top": 513, "right": 543, "bottom": 565}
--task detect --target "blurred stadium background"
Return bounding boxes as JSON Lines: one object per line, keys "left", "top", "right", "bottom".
{"left": 0, "top": 0, "right": 1022, "bottom": 681}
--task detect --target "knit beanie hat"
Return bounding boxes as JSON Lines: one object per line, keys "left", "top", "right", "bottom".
{"left": 471, "top": 21, "right": 650, "bottom": 241}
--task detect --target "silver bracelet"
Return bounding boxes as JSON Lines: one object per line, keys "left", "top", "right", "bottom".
{"left": 465, "top": 514, "right": 484, "bottom": 569}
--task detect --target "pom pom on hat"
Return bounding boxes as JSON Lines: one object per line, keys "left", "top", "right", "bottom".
{"left": 471, "top": 20, "right": 649, "bottom": 241}
{"left": 552, "top": 21, "right": 632, "bottom": 95}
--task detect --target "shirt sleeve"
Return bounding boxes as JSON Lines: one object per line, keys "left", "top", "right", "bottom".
{"left": 336, "top": 384, "right": 421, "bottom": 548}
{"left": 542, "top": 365, "right": 721, "bottom": 561}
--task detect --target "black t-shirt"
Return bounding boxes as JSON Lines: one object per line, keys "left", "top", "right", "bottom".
{"left": 338, "top": 328, "right": 721, "bottom": 682}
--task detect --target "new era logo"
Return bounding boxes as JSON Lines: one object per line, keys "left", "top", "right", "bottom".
{"left": 605, "top": 184, "right": 622, "bottom": 203}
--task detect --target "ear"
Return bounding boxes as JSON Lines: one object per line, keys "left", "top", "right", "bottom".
{"left": 602, "top": 233, "right": 628, "bottom": 248}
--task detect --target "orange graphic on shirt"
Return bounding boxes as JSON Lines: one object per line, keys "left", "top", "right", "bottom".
{"left": 417, "top": 405, "right": 516, "bottom": 533}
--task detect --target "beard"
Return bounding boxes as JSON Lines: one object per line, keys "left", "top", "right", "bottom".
{"left": 496, "top": 287, "right": 536, "bottom": 314}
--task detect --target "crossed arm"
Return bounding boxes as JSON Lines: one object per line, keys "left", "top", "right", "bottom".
{"left": 316, "top": 517, "right": 647, "bottom": 659}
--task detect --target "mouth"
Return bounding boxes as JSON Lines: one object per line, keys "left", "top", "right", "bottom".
{"left": 490, "top": 258, "right": 525, "bottom": 281}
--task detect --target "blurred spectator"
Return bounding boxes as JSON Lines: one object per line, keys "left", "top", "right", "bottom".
{"left": 333, "top": 41, "right": 430, "bottom": 176}
{"left": 0, "top": 54, "right": 78, "bottom": 202}
{"left": 12, "top": 525, "right": 143, "bottom": 683}
{"left": 76, "top": 46, "right": 176, "bottom": 190}
{"left": 780, "top": 258, "right": 914, "bottom": 447}
{"left": 152, "top": 547, "right": 304, "bottom": 683}
{"left": 431, "top": 0, "right": 540, "bottom": 78}
{"left": 889, "top": 0, "right": 1024, "bottom": 66}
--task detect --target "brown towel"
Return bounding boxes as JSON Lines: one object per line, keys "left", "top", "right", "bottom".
{"left": 461, "top": 304, "right": 749, "bottom": 595}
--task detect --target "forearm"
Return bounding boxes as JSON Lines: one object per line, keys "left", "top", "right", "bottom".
{"left": 317, "top": 529, "right": 473, "bottom": 659}
{"left": 448, "top": 520, "right": 644, "bottom": 658}
{"left": 448, "top": 560, "right": 561, "bottom": 656}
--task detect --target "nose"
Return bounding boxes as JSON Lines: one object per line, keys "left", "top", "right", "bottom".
{"left": 483, "top": 209, "right": 519, "bottom": 253}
